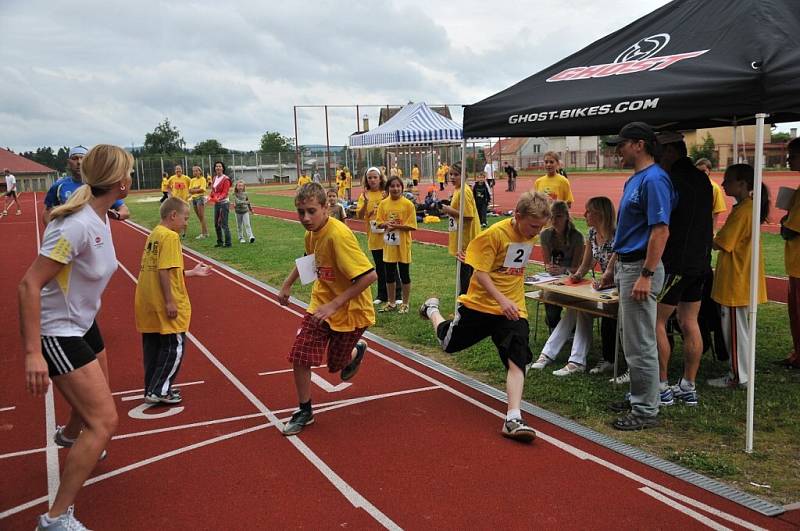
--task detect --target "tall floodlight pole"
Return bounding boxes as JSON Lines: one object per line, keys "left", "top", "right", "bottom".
{"left": 294, "top": 106, "right": 301, "bottom": 182}
{"left": 325, "top": 105, "right": 331, "bottom": 183}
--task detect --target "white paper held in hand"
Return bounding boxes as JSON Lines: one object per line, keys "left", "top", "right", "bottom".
{"left": 295, "top": 253, "right": 317, "bottom": 285}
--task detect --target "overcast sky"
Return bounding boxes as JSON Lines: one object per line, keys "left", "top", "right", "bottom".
{"left": 1, "top": 0, "right": 795, "bottom": 153}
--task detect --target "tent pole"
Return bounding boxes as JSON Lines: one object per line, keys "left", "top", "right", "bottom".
{"left": 454, "top": 136, "right": 468, "bottom": 315}
{"left": 732, "top": 123, "right": 739, "bottom": 166}
{"left": 745, "top": 113, "right": 766, "bottom": 454}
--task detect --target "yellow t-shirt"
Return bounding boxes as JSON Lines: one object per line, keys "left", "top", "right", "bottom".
{"left": 376, "top": 196, "right": 417, "bottom": 263}
{"left": 134, "top": 224, "right": 191, "bottom": 334}
{"left": 297, "top": 175, "right": 311, "bottom": 187}
{"left": 784, "top": 187, "right": 800, "bottom": 277}
{"left": 161, "top": 177, "right": 169, "bottom": 193}
{"left": 459, "top": 218, "right": 534, "bottom": 319}
{"left": 439, "top": 165, "right": 449, "bottom": 184}
{"left": 357, "top": 190, "right": 386, "bottom": 251}
{"left": 710, "top": 178, "right": 727, "bottom": 215}
{"left": 711, "top": 198, "right": 767, "bottom": 307}
{"left": 305, "top": 218, "right": 376, "bottom": 332}
{"left": 189, "top": 176, "right": 207, "bottom": 199}
{"left": 534, "top": 174, "right": 574, "bottom": 203}
{"left": 167, "top": 175, "right": 191, "bottom": 201}
{"left": 411, "top": 167, "right": 421, "bottom": 181}
{"left": 448, "top": 186, "right": 480, "bottom": 256}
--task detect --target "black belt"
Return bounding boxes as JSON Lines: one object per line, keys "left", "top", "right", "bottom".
{"left": 618, "top": 250, "right": 646, "bottom": 263}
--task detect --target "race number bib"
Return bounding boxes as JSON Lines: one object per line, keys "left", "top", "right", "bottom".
{"left": 448, "top": 216, "right": 458, "bottom": 232}
{"left": 295, "top": 254, "right": 317, "bottom": 285}
{"left": 503, "top": 243, "right": 533, "bottom": 268}
{"left": 384, "top": 230, "right": 400, "bottom": 246}
{"left": 369, "top": 220, "right": 384, "bottom": 233}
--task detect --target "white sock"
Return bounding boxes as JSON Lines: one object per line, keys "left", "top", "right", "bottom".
{"left": 40, "top": 513, "right": 58, "bottom": 525}
{"left": 506, "top": 409, "right": 521, "bottom": 421}
{"left": 659, "top": 380, "right": 670, "bottom": 392}
{"left": 679, "top": 377, "right": 695, "bottom": 390}
{"left": 426, "top": 306, "right": 439, "bottom": 319}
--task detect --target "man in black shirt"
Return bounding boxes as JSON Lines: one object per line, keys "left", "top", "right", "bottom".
{"left": 654, "top": 132, "right": 713, "bottom": 406}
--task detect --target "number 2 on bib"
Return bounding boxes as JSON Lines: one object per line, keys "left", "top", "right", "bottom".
{"left": 503, "top": 243, "right": 532, "bottom": 268}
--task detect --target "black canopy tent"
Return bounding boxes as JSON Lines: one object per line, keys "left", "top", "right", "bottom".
{"left": 459, "top": 0, "right": 800, "bottom": 455}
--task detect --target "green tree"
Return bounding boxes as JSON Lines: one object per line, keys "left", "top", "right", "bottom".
{"left": 772, "top": 131, "right": 792, "bottom": 143}
{"left": 260, "top": 131, "right": 295, "bottom": 153}
{"left": 689, "top": 132, "right": 717, "bottom": 166}
{"left": 20, "top": 146, "right": 70, "bottom": 173}
{"left": 193, "top": 139, "right": 227, "bottom": 155}
{"left": 143, "top": 118, "right": 185, "bottom": 154}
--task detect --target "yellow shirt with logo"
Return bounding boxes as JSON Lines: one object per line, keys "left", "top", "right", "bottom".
{"left": 459, "top": 218, "right": 533, "bottom": 319}
{"left": 189, "top": 176, "right": 207, "bottom": 199}
{"left": 448, "top": 186, "right": 480, "bottom": 256}
{"left": 710, "top": 178, "right": 727, "bottom": 215}
{"left": 376, "top": 196, "right": 417, "bottom": 263}
{"left": 711, "top": 198, "right": 767, "bottom": 307}
{"left": 135, "top": 224, "right": 191, "bottom": 334}
{"left": 534, "top": 174, "right": 574, "bottom": 203}
{"left": 357, "top": 190, "right": 386, "bottom": 251}
{"left": 167, "top": 175, "right": 191, "bottom": 201}
{"left": 784, "top": 187, "right": 800, "bottom": 277}
{"left": 161, "top": 177, "right": 170, "bottom": 193}
{"left": 305, "top": 218, "right": 376, "bottom": 332}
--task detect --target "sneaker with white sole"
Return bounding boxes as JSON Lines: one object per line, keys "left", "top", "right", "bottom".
{"left": 707, "top": 375, "right": 745, "bottom": 389}
{"left": 617, "top": 388, "right": 674, "bottom": 408}
{"left": 53, "top": 426, "right": 107, "bottom": 461}
{"left": 37, "top": 505, "right": 88, "bottom": 531}
{"left": 239, "top": 238, "right": 246, "bottom": 243}
{"left": 608, "top": 369, "right": 630, "bottom": 384}
{"left": 589, "top": 360, "right": 614, "bottom": 374}
{"left": 418, "top": 297, "right": 440, "bottom": 320}
{"left": 144, "top": 391, "right": 183, "bottom": 405}
{"left": 671, "top": 384, "right": 699, "bottom": 406}
{"left": 501, "top": 418, "right": 536, "bottom": 442}
{"left": 282, "top": 409, "right": 314, "bottom": 436}
{"left": 530, "top": 354, "right": 554, "bottom": 370}
{"left": 373, "top": 298, "right": 383, "bottom": 305}
{"left": 552, "top": 362, "right": 584, "bottom": 376}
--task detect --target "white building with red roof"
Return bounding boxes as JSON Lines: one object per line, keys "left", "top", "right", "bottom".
{"left": 0, "top": 148, "right": 58, "bottom": 192}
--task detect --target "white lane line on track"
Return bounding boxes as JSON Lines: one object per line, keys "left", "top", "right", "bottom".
{"left": 120, "top": 220, "right": 764, "bottom": 530}
{"left": 114, "top": 259, "right": 402, "bottom": 531}
{"left": 32, "top": 192, "right": 60, "bottom": 507}
{"left": 640, "top": 487, "right": 733, "bottom": 531}
{"left": 112, "top": 380, "right": 205, "bottom": 397}
{"left": 258, "top": 365, "right": 326, "bottom": 375}
{"left": 0, "top": 406, "right": 15, "bottom": 412}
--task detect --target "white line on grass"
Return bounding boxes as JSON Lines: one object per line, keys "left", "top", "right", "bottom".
{"left": 119, "top": 220, "right": 765, "bottom": 530}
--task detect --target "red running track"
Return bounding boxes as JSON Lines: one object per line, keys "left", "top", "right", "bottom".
{"left": 1, "top": 192, "right": 798, "bottom": 530}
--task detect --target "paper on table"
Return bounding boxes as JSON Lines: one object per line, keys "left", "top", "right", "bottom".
{"left": 524, "top": 273, "right": 560, "bottom": 286}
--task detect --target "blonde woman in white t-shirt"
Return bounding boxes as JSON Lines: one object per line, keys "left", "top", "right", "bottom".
{"left": 19, "top": 144, "right": 132, "bottom": 531}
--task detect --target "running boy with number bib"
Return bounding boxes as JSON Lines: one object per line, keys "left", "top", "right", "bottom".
{"left": 376, "top": 175, "right": 417, "bottom": 313}
{"left": 279, "top": 182, "right": 377, "bottom": 435}
{"left": 419, "top": 192, "right": 551, "bottom": 441}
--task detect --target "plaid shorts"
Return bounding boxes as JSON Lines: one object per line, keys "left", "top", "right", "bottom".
{"left": 288, "top": 314, "right": 367, "bottom": 372}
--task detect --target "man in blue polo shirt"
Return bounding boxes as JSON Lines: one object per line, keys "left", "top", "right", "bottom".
{"left": 43, "top": 145, "right": 130, "bottom": 225}
{"left": 603, "top": 122, "right": 675, "bottom": 431}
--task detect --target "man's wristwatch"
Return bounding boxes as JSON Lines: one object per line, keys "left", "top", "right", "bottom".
{"left": 640, "top": 267, "right": 655, "bottom": 278}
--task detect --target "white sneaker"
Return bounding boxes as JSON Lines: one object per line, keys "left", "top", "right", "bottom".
{"left": 239, "top": 238, "right": 246, "bottom": 243}
{"left": 707, "top": 375, "right": 745, "bottom": 389}
{"left": 552, "top": 363, "right": 584, "bottom": 376}
{"left": 37, "top": 505, "right": 88, "bottom": 530}
{"left": 195, "top": 234, "right": 206, "bottom": 240}
{"left": 608, "top": 369, "right": 630, "bottom": 384}
{"left": 589, "top": 360, "right": 614, "bottom": 374}
{"left": 530, "top": 354, "right": 554, "bottom": 370}
{"left": 373, "top": 299, "right": 383, "bottom": 305}
{"left": 395, "top": 299, "right": 403, "bottom": 305}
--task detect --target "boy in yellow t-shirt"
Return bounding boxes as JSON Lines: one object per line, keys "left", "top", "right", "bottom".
{"left": 160, "top": 172, "right": 170, "bottom": 203}
{"left": 188, "top": 166, "right": 209, "bottom": 239}
{"left": 438, "top": 162, "right": 479, "bottom": 294}
{"left": 420, "top": 192, "right": 551, "bottom": 442}
{"left": 279, "top": 182, "right": 377, "bottom": 435}
{"left": 534, "top": 151, "right": 574, "bottom": 206}
{"left": 135, "top": 198, "right": 212, "bottom": 404}
{"left": 376, "top": 175, "right": 417, "bottom": 313}
{"left": 780, "top": 138, "right": 800, "bottom": 368}
{"left": 297, "top": 172, "right": 311, "bottom": 188}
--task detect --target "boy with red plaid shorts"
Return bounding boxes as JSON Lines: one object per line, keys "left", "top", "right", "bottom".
{"left": 279, "top": 182, "right": 377, "bottom": 435}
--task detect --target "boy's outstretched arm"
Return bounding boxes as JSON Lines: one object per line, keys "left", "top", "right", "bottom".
{"left": 186, "top": 262, "right": 212, "bottom": 277}
{"left": 310, "top": 270, "right": 377, "bottom": 324}
{"left": 279, "top": 266, "right": 300, "bottom": 305}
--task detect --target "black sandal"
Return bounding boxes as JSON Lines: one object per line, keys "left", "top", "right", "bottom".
{"left": 612, "top": 412, "right": 660, "bottom": 431}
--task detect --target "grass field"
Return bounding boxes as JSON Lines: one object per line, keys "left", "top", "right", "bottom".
{"left": 127, "top": 194, "right": 799, "bottom": 505}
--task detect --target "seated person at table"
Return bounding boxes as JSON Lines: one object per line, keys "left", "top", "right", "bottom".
{"left": 531, "top": 197, "right": 618, "bottom": 376}
{"left": 539, "top": 201, "right": 584, "bottom": 332}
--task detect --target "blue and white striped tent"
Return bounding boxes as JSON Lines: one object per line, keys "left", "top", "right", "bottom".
{"left": 349, "top": 102, "right": 463, "bottom": 148}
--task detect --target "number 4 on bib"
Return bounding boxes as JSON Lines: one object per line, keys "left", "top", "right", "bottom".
{"left": 384, "top": 230, "right": 400, "bottom": 246}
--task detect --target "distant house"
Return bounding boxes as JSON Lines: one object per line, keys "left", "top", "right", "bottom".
{"left": 0, "top": 148, "right": 59, "bottom": 192}
{"left": 486, "top": 136, "right": 603, "bottom": 170}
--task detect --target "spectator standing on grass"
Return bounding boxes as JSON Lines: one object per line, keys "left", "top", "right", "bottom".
{"left": 472, "top": 172, "right": 490, "bottom": 228}
{"left": 780, "top": 138, "right": 800, "bottom": 369}
{"left": 419, "top": 192, "right": 551, "bottom": 442}
{"left": 356, "top": 167, "right": 401, "bottom": 306}
{"left": 2, "top": 168, "right": 22, "bottom": 216}
{"left": 411, "top": 163, "right": 421, "bottom": 188}
{"left": 297, "top": 171, "right": 311, "bottom": 188}
{"left": 189, "top": 165, "right": 209, "bottom": 239}
{"left": 504, "top": 162, "right": 518, "bottom": 192}
{"left": 233, "top": 180, "right": 256, "bottom": 244}
{"left": 327, "top": 188, "right": 346, "bottom": 221}
{"left": 19, "top": 145, "right": 132, "bottom": 531}
{"left": 708, "top": 164, "right": 769, "bottom": 388}
{"left": 437, "top": 162, "right": 448, "bottom": 191}
{"left": 439, "top": 162, "right": 480, "bottom": 295}
{"left": 603, "top": 122, "right": 675, "bottom": 431}
{"left": 210, "top": 160, "right": 232, "bottom": 248}
{"left": 532, "top": 197, "right": 618, "bottom": 377}
{"left": 135, "top": 197, "right": 212, "bottom": 405}
{"left": 654, "top": 133, "right": 713, "bottom": 406}
{"left": 160, "top": 171, "right": 170, "bottom": 203}
{"left": 44, "top": 145, "right": 130, "bottom": 225}
{"left": 278, "top": 182, "right": 377, "bottom": 435}
{"left": 694, "top": 158, "right": 727, "bottom": 228}
{"left": 167, "top": 165, "right": 191, "bottom": 203}
{"left": 534, "top": 151, "right": 574, "bottom": 207}
{"left": 376, "top": 175, "right": 417, "bottom": 314}
{"left": 483, "top": 160, "right": 495, "bottom": 199}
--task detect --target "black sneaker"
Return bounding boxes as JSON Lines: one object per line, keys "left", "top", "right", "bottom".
{"left": 341, "top": 340, "right": 367, "bottom": 381}
{"left": 612, "top": 412, "right": 660, "bottom": 431}
{"left": 214, "top": 242, "right": 223, "bottom": 248}
{"left": 608, "top": 399, "right": 631, "bottom": 413}
{"left": 282, "top": 409, "right": 314, "bottom": 436}
{"left": 249, "top": 237, "right": 255, "bottom": 243}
